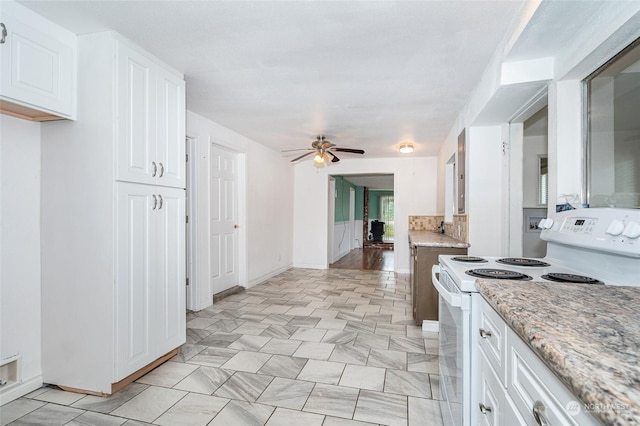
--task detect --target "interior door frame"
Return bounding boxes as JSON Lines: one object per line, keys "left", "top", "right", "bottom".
{"left": 185, "top": 137, "right": 247, "bottom": 311}
{"left": 349, "top": 187, "right": 355, "bottom": 250}
{"left": 185, "top": 137, "right": 197, "bottom": 311}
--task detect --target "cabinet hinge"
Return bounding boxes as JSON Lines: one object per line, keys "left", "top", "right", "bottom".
{"left": 186, "top": 278, "right": 190, "bottom": 286}
{"left": 186, "top": 153, "right": 189, "bottom": 162}
{"left": 186, "top": 215, "right": 189, "bottom": 224}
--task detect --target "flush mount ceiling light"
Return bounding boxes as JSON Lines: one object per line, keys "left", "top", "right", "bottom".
{"left": 399, "top": 143, "right": 414, "bottom": 154}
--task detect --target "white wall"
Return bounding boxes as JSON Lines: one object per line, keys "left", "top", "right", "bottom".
{"left": 332, "top": 222, "right": 352, "bottom": 263}
{"left": 186, "top": 111, "right": 293, "bottom": 310}
{"left": 0, "top": 115, "right": 43, "bottom": 403}
{"left": 293, "top": 156, "right": 438, "bottom": 273}
{"left": 467, "top": 126, "right": 505, "bottom": 256}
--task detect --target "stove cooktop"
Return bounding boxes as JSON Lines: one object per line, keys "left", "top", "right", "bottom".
{"left": 465, "top": 268, "right": 532, "bottom": 280}
{"left": 439, "top": 255, "right": 605, "bottom": 292}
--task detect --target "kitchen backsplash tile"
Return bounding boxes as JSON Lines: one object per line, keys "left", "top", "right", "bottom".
{"left": 408, "top": 215, "right": 468, "bottom": 242}
{"left": 445, "top": 215, "right": 468, "bottom": 242}
{"left": 408, "top": 216, "right": 442, "bottom": 231}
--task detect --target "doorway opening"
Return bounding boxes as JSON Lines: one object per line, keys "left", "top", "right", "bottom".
{"left": 507, "top": 90, "right": 548, "bottom": 258}
{"left": 328, "top": 174, "right": 394, "bottom": 271}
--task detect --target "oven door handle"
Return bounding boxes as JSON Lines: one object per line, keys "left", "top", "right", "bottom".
{"left": 432, "top": 265, "right": 463, "bottom": 308}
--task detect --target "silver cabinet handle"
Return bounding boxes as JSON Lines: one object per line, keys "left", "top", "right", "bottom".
{"left": 533, "top": 401, "right": 549, "bottom": 426}
{"left": 1, "top": 23, "right": 7, "bottom": 44}
{"left": 479, "top": 403, "right": 492, "bottom": 414}
{"left": 158, "top": 194, "right": 163, "bottom": 210}
{"left": 152, "top": 194, "right": 157, "bottom": 210}
{"left": 479, "top": 328, "right": 492, "bottom": 339}
{"left": 151, "top": 161, "right": 157, "bottom": 177}
{"left": 159, "top": 162, "right": 164, "bottom": 177}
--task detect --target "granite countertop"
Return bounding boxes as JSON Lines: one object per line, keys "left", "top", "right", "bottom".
{"left": 476, "top": 279, "right": 640, "bottom": 426}
{"left": 408, "top": 230, "right": 469, "bottom": 248}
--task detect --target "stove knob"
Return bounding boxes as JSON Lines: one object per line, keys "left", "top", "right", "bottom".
{"left": 606, "top": 220, "right": 625, "bottom": 236}
{"left": 622, "top": 222, "right": 640, "bottom": 239}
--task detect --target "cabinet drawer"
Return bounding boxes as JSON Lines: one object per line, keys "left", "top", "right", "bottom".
{"left": 507, "top": 329, "right": 599, "bottom": 426}
{"left": 478, "top": 351, "right": 525, "bottom": 426}
{"left": 479, "top": 301, "right": 507, "bottom": 385}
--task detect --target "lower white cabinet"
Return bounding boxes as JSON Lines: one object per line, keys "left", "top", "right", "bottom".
{"left": 115, "top": 183, "right": 185, "bottom": 380}
{"left": 478, "top": 351, "right": 524, "bottom": 426}
{"left": 478, "top": 299, "right": 599, "bottom": 426}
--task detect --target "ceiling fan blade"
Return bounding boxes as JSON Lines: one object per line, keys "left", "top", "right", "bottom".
{"left": 291, "top": 151, "right": 315, "bottom": 162}
{"left": 281, "top": 148, "right": 313, "bottom": 153}
{"left": 333, "top": 148, "right": 365, "bottom": 154}
{"left": 328, "top": 152, "right": 340, "bottom": 163}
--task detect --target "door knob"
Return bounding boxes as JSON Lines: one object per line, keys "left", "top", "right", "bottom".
{"left": 234, "top": 224, "right": 239, "bottom": 229}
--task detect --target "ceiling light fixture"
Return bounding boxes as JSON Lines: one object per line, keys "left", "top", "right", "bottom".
{"left": 399, "top": 143, "right": 414, "bottom": 154}
{"left": 313, "top": 152, "right": 325, "bottom": 167}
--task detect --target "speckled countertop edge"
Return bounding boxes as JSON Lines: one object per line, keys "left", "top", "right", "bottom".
{"left": 408, "top": 231, "right": 469, "bottom": 248}
{"left": 476, "top": 279, "right": 640, "bottom": 426}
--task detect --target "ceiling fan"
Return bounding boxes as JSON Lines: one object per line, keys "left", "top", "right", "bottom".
{"left": 284, "top": 136, "right": 365, "bottom": 167}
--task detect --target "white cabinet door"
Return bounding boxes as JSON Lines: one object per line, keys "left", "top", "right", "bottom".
{"left": 478, "top": 351, "right": 525, "bottom": 426}
{"left": 115, "top": 182, "right": 185, "bottom": 381}
{"left": 0, "top": 2, "right": 75, "bottom": 118}
{"left": 154, "top": 187, "right": 186, "bottom": 355}
{"left": 115, "top": 183, "right": 156, "bottom": 380}
{"left": 116, "top": 42, "right": 157, "bottom": 186}
{"left": 156, "top": 67, "right": 185, "bottom": 188}
{"left": 116, "top": 40, "right": 185, "bottom": 189}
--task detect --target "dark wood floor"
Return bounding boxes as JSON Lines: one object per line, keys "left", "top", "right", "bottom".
{"left": 330, "top": 248, "right": 394, "bottom": 271}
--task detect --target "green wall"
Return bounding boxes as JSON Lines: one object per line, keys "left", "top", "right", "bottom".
{"left": 333, "top": 176, "right": 357, "bottom": 222}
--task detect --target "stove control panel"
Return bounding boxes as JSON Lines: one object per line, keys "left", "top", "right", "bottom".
{"left": 541, "top": 208, "right": 640, "bottom": 258}
{"left": 562, "top": 217, "right": 598, "bottom": 234}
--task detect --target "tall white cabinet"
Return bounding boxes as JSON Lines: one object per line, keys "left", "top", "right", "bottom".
{"left": 41, "top": 31, "right": 185, "bottom": 395}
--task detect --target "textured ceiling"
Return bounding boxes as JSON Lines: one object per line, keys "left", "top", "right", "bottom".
{"left": 21, "top": 0, "right": 528, "bottom": 158}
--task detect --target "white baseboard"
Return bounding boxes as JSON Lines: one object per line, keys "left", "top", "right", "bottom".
{"left": 422, "top": 320, "right": 439, "bottom": 333}
{"left": 0, "top": 375, "right": 43, "bottom": 405}
{"left": 247, "top": 264, "right": 292, "bottom": 288}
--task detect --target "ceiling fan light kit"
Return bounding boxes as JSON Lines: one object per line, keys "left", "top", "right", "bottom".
{"left": 399, "top": 143, "right": 414, "bottom": 154}
{"left": 287, "top": 135, "right": 365, "bottom": 167}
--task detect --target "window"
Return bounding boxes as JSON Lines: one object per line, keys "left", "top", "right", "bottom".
{"left": 539, "top": 155, "right": 548, "bottom": 206}
{"left": 380, "top": 195, "right": 394, "bottom": 241}
{"left": 585, "top": 37, "right": 640, "bottom": 208}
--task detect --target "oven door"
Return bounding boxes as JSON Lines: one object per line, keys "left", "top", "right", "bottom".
{"left": 432, "top": 265, "right": 471, "bottom": 426}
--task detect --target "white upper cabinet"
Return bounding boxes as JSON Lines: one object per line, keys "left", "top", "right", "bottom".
{"left": 116, "top": 40, "right": 185, "bottom": 188}
{"left": 0, "top": 0, "right": 76, "bottom": 120}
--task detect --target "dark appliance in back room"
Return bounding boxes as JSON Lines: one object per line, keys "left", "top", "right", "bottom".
{"left": 432, "top": 208, "right": 640, "bottom": 425}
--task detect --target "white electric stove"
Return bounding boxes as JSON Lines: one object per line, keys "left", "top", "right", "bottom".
{"left": 433, "top": 208, "right": 640, "bottom": 426}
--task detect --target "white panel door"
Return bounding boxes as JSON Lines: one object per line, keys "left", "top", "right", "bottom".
{"left": 115, "top": 182, "right": 155, "bottom": 380}
{"left": 154, "top": 187, "right": 186, "bottom": 355}
{"left": 156, "top": 67, "right": 185, "bottom": 189}
{"left": 116, "top": 42, "right": 157, "bottom": 186}
{"left": 211, "top": 145, "right": 238, "bottom": 294}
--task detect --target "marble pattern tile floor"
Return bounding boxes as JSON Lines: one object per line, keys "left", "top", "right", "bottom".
{"left": 1, "top": 268, "right": 444, "bottom": 426}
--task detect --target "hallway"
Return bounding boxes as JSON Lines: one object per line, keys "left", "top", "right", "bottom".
{"left": 2, "top": 268, "right": 442, "bottom": 426}
{"left": 330, "top": 249, "right": 395, "bottom": 272}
